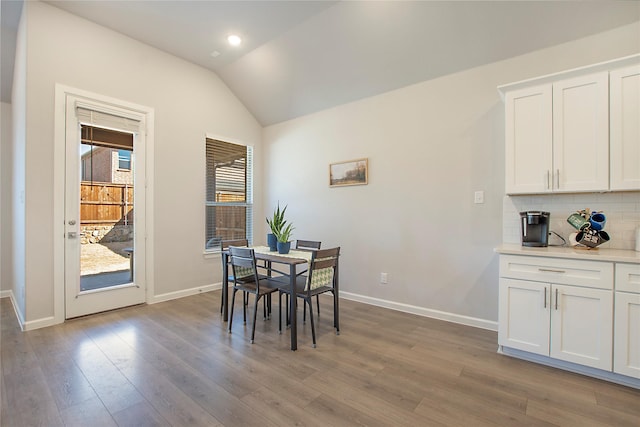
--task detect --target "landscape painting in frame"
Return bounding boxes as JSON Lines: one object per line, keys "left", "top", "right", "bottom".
{"left": 329, "top": 158, "right": 368, "bottom": 187}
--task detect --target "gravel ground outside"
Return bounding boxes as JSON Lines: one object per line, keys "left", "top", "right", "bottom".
{"left": 80, "top": 240, "right": 132, "bottom": 276}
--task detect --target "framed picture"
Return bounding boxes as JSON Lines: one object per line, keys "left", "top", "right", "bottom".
{"left": 329, "top": 158, "right": 368, "bottom": 187}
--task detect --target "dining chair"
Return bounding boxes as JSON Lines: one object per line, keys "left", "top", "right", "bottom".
{"left": 228, "top": 246, "right": 280, "bottom": 344}
{"left": 294, "top": 240, "right": 321, "bottom": 322}
{"left": 278, "top": 247, "right": 340, "bottom": 348}
{"left": 220, "top": 239, "right": 274, "bottom": 318}
{"left": 220, "top": 239, "right": 249, "bottom": 314}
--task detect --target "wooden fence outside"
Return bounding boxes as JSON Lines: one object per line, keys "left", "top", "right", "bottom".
{"left": 81, "top": 182, "right": 133, "bottom": 225}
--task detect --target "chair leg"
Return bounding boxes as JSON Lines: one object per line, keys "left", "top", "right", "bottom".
{"left": 250, "top": 295, "right": 260, "bottom": 344}
{"left": 278, "top": 292, "right": 283, "bottom": 334}
{"left": 333, "top": 290, "right": 340, "bottom": 335}
{"left": 307, "top": 297, "right": 317, "bottom": 348}
{"left": 286, "top": 294, "right": 290, "bottom": 326}
{"left": 303, "top": 299, "right": 307, "bottom": 323}
{"left": 243, "top": 292, "right": 247, "bottom": 324}
{"left": 316, "top": 295, "right": 320, "bottom": 316}
{"left": 228, "top": 288, "right": 237, "bottom": 333}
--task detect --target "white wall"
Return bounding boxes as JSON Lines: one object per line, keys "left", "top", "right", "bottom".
{"left": 10, "top": 8, "right": 27, "bottom": 323}
{"left": 1, "top": 102, "right": 13, "bottom": 294}
{"left": 17, "top": 1, "right": 262, "bottom": 325}
{"left": 263, "top": 22, "right": 640, "bottom": 326}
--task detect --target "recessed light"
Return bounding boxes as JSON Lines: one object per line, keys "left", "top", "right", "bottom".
{"left": 227, "top": 34, "right": 242, "bottom": 46}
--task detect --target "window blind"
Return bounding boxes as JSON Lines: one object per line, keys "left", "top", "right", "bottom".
{"left": 76, "top": 106, "right": 141, "bottom": 133}
{"left": 205, "top": 138, "right": 253, "bottom": 251}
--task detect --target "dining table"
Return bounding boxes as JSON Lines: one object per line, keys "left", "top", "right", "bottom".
{"left": 220, "top": 246, "right": 314, "bottom": 351}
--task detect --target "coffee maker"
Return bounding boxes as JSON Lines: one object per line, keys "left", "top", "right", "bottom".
{"left": 520, "top": 211, "right": 550, "bottom": 247}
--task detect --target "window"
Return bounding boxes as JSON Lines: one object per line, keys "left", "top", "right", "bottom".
{"left": 118, "top": 149, "right": 131, "bottom": 170}
{"left": 205, "top": 138, "right": 253, "bottom": 251}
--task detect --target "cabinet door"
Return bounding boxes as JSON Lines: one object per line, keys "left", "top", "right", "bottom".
{"left": 553, "top": 72, "right": 609, "bottom": 192}
{"left": 614, "top": 292, "right": 640, "bottom": 379}
{"left": 610, "top": 65, "right": 640, "bottom": 190}
{"left": 505, "top": 85, "right": 553, "bottom": 194}
{"left": 550, "top": 284, "right": 613, "bottom": 370}
{"left": 499, "top": 278, "right": 550, "bottom": 355}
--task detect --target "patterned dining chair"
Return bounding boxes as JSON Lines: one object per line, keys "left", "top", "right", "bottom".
{"left": 295, "top": 240, "right": 321, "bottom": 322}
{"left": 278, "top": 247, "right": 340, "bottom": 348}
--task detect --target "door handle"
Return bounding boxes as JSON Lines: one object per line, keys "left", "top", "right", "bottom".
{"left": 555, "top": 288, "right": 559, "bottom": 310}
{"left": 67, "top": 232, "right": 78, "bottom": 239}
{"left": 544, "top": 287, "right": 547, "bottom": 309}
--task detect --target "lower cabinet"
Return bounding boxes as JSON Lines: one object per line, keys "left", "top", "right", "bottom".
{"left": 498, "top": 252, "right": 640, "bottom": 387}
{"left": 499, "top": 277, "right": 613, "bottom": 370}
{"left": 614, "top": 263, "right": 640, "bottom": 379}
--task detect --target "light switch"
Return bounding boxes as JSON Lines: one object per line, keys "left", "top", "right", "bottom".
{"left": 474, "top": 191, "right": 484, "bottom": 204}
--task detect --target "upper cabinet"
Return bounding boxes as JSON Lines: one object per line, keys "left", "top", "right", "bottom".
{"left": 610, "top": 64, "right": 640, "bottom": 191}
{"left": 500, "top": 55, "right": 640, "bottom": 195}
{"left": 552, "top": 73, "right": 609, "bottom": 193}
{"left": 504, "top": 85, "right": 552, "bottom": 194}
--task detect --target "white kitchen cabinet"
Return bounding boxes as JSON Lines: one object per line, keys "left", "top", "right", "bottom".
{"left": 504, "top": 85, "right": 552, "bottom": 194}
{"left": 552, "top": 72, "right": 609, "bottom": 192}
{"left": 549, "top": 284, "right": 613, "bottom": 370}
{"left": 614, "top": 263, "right": 640, "bottom": 379}
{"left": 499, "top": 255, "right": 614, "bottom": 370}
{"left": 499, "top": 278, "right": 550, "bottom": 355}
{"left": 610, "top": 64, "right": 640, "bottom": 191}
{"left": 504, "top": 72, "right": 609, "bottom": 194}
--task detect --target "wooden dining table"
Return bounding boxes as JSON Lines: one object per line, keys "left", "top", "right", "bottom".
{"left": 220, "top": 246, "right": 313, "bottom": 351}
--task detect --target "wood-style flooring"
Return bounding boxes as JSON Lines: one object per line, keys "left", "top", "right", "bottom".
{"left": 1, "top": 292, "right": 639, "bottom": 426}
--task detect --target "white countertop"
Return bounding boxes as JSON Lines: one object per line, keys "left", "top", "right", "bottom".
{"left": 495, "top": 243, "right": 640, "bottom": 264}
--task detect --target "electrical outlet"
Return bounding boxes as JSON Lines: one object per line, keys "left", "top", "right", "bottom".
{"left": 474, "top": 190, "right": 484, "bottom": 204}
{"left": 380, "top": 272, "right": 388, "bottom": 284}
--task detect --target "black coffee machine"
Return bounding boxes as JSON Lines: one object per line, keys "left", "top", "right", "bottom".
{"left": 520, "top": 211, "right": 550, "bottom": 247}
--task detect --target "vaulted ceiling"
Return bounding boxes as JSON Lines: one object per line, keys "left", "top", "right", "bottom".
{"left": 2, "top": 1, "right": 639, "bottom": 126}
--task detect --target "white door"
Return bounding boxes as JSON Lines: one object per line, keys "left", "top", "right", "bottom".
{"left": 614, "top": 292, "right": 640, "bottom": 379}
{"left": 504, "top": 84, "right": 553, "bottom": 194}
{"left": 498, "top": 278, "right": 550, "bottom": 355}
{"left": 552, "top": 72, "right": 609, "bottom": 192}
{"left": 610, "top": 64, "right": 640, "bottom": 191}
{"left": 550, "top": 284, "right": 613, "bottom": 370}
{"left": 64, "top": 97, "right": 147, "bottom": 318}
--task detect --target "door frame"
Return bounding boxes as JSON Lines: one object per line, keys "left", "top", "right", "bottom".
{"left": 53, "top": 84, "right": 155, "bottom": 324}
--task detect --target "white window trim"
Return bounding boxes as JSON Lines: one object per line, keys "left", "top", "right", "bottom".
{"left": 203, "top": 133, "right": 254, "bottom": 256}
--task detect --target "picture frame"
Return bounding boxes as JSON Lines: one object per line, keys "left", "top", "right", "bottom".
{"left": 329, "top": 158, "right": 368, "bottom": 187}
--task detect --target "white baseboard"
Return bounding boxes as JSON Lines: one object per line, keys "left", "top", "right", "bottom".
{"left": 23, "top": 316, "right": 59, "bottom": 331}
{"left": 340, "top": 291, "right": 498, "bottom": 331}
{"left": 148, "top": 282, "right": 221, "bottom": 305}
{"left": 3, "top": 283, "right": 496, "bottom": 333}
{"left": 2, "top": 290, "right": 26, "bottom": 331}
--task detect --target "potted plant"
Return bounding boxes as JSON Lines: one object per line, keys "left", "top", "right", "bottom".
{"left": 266, "top": 202, "right": 287, "bottom": 251}
{"left": 275, "top": 223, "right": 295, "bottom": 254}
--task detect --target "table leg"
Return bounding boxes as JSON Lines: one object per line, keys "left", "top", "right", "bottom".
{"left": 222, "top": 252, "right": 229, "bottom": 322}
{"left": 289, "top": 263, "right": 297, "bottom": 350}
{"left": 334, "top": 259, "right": 340, "bottom": 334}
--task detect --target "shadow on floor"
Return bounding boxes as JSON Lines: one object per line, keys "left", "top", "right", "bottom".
{"left": 81, "top": 269, "right": 131, "bottom": 291}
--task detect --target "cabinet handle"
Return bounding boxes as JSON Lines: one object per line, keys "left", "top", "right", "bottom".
{"left": 546, "top": 170, "right": 550, "bottom": 190}
{"left": 555, "top": 169, "right": 560, "bottom": 189}
{"left": 544, "top": 287, "right": 547, "bottom": 308}
{"left": 555, "top": 288, "right": 559, "bottom": 310}
{"left": 538, "top": 268, "right": 566, "bottom": 274}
